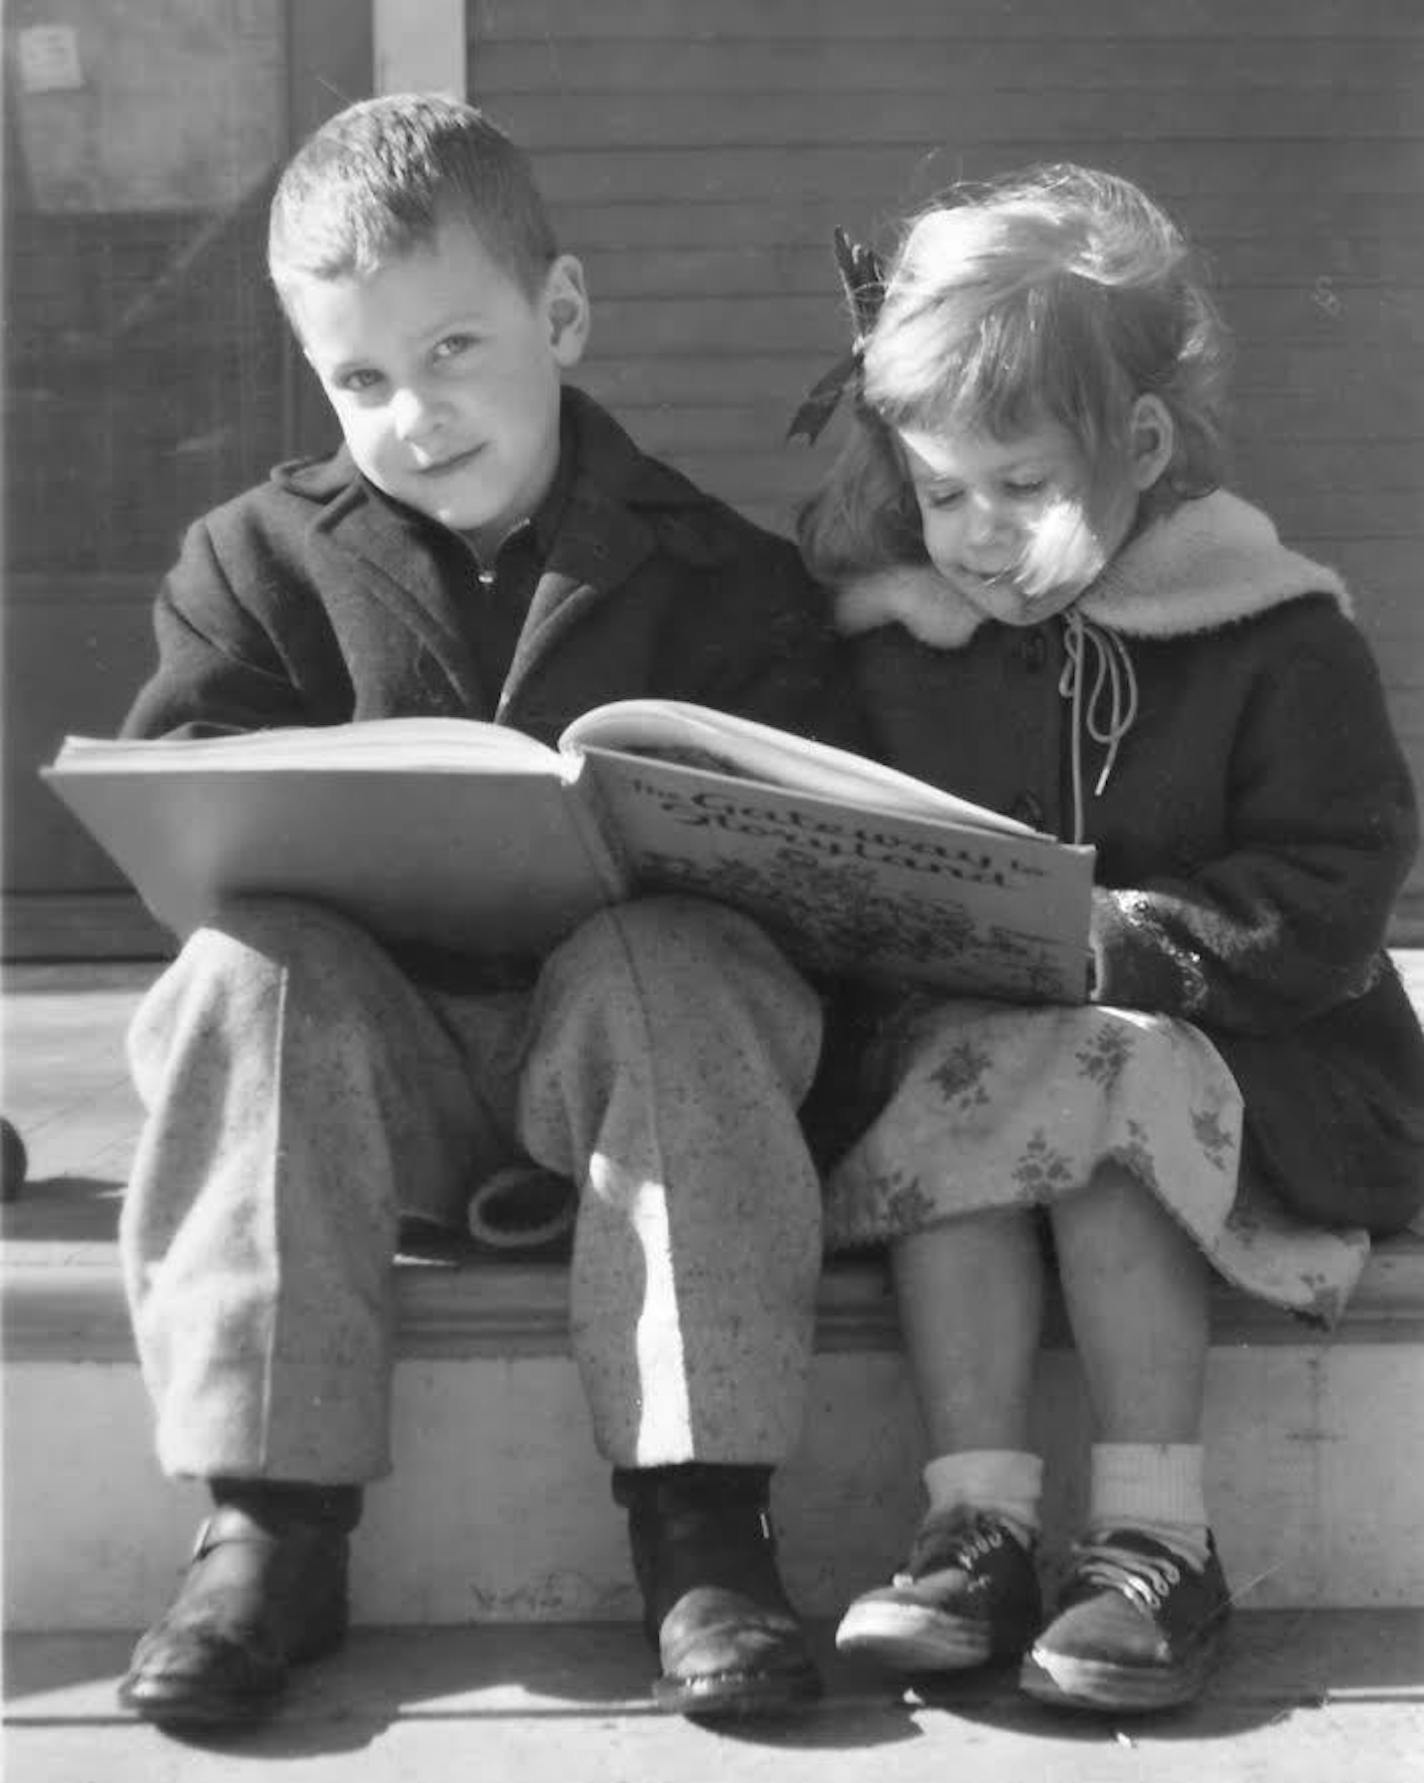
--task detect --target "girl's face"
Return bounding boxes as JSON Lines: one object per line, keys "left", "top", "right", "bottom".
{"left": 895, "top": 415, "right": 1140, "bottom": 625}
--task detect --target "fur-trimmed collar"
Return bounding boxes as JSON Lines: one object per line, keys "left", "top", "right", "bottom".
{"left": 833, "top": 490, "right": 1351, "bottom": 648}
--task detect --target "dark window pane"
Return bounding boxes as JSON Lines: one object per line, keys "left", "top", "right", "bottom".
{"left": 3, "top": 1, "right": 289, "bottom": 574}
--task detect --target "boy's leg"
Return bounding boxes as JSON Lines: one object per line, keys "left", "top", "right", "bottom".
{"left": 517, "top": 895, "right": 825, "bottom": 1714}
{"left": 119, "top": 895, "right": 501, "bottom": 1726}
{"left": 520, "top": 895, "right": 823, "bottom": 1466}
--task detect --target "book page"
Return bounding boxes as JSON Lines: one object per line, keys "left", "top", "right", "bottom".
{"left": 50, "top": 716, "right": 563, "bottom": 776}
{"left": 559, "top": 700, "right": 1036, "bottom": 835}
{"left": 580, "top": 749, "right": 1093, "bottom": 1003}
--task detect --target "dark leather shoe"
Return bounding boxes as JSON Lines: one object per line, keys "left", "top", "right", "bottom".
{"left": 118, "top": 1505, "right": 350, "bottom": 1727}
{"left": 616, "top": 1466, "right": 821, "bottom": 1717}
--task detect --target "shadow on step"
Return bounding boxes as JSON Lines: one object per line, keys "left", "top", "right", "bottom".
{"left": 1, "top": 1175, "right": 123, "bottom": 1242}
{"left": 15, "top": 1615, "right": 1415, "bottom": 1757}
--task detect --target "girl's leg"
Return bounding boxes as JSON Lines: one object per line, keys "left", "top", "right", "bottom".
{"left": 1050, "top": 1160, "right": 1210, "bottom": 1449}
{"left": 892, "top": 1209, "right": 1044, "bottom": 1456}
{"left": 1025, "top": 1162, "right": 1230, "bottom": 1714}
{"left": 835, "top": 1210, "right": 1047, "bottom": 1671}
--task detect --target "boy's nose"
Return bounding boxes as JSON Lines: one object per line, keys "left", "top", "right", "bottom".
{"left": 390, "top": 386, "right": 445, "bottom": 444}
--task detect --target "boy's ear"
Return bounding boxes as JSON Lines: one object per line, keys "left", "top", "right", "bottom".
{"left": 546, "top": 254, "right": 590, "bottom": 368}
{"left": 1129, "top": 393, "right": 1174, "bottom": 491}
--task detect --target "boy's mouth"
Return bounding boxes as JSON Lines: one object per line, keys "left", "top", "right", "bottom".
{"left": 419, "top": 444, "right": 485, "bottom": 477}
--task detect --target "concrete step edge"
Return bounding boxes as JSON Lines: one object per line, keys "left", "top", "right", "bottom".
{"left": 6, "top": 1233, "right": 1424, "bottom": 1363}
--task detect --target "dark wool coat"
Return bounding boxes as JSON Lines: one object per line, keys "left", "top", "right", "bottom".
{"left": 835, "top": 493, "right": 1424, "bottom": 1237}
{"left": 122, "top": 386, "right": 865, "bottom": 993}
{"left": 124, "top": 387, "right": 860, "bottom": 755}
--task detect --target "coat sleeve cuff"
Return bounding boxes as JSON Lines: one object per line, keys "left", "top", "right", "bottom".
{"left": 1089, "top": 887, "right": 1210, "bottom": 1018}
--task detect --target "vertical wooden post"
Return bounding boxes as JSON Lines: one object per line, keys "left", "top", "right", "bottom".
{"left": 279, "top": 1, "right": 375, "bottom": 459}
{"left": 374, "top": 0, "right": 467, "bottom": 99}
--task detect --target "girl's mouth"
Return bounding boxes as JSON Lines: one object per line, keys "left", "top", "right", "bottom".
{"left": 960, "top": 565, "right": 1017, "bottom": 591}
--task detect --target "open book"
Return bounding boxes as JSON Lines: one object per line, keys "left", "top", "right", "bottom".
{"left": 43, "top": 700, "right": 1095, "bottom": 1003}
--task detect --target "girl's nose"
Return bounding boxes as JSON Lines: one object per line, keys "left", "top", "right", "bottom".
{"left": 964, "top": 492, "right": 1007, "bottom": 547}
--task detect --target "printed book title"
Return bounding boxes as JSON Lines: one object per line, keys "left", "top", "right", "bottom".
{"left": 628, "top": 779, "right": 1046, "bottom": 889}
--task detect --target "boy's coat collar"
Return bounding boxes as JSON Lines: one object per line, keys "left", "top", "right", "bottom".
{"left": 269, "top": 387, "right": 718, "bottom": 715}
{"left": 834, "top": 490, "right": 1351, "bottom": 648}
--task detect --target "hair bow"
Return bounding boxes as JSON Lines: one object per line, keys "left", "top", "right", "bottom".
{"left": 786, "top": 227, "right": 886, "bottom": 445}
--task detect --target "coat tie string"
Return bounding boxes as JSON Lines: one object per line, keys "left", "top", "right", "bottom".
{"left": 1059, "top": 610, "right": 1139, "bottom": 844}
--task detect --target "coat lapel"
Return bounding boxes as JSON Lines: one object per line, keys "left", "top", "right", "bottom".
{"left": 307, "top": 466, "right": 486, "bottom": 708}
{"left": 498, "top": 483, "right": 656, "bottom": 716}
{"left": 293, "top": 391, "right": 696, "bottom": 720}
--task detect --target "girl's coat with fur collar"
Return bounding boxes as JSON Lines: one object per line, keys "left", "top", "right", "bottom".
{"left": 836, "top": 492, "right": 1424, "bottom": 1236}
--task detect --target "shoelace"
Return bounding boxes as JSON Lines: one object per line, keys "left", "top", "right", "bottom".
{"left": 1068, "top": 1538, "right": 1188, "bottom": 1614}
{"left": 896, "top": 1513, "right": 1015, "bottom": 1587}
{"left": 1059, "top": 610, "right": 1139, "bottom": 843}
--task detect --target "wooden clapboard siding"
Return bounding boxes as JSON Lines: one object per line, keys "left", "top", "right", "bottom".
{"left": 469, "top": 0, "right": 1424, "bottom": 924}
{"left": 477, "top": 33, "right": 1421, "bottom": 87}
{"left": 472, "top": 92, "right": 1424, "bottom": 149}
{"left": 576, "top": 247, "right": 1424, "bottom": 299}
{"left": 477, "top": 0, "right": 1413, "bottom": 37}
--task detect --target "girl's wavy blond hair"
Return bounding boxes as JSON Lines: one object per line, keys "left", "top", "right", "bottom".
{"left": 799, "top": 164, "right": 1230, "bottom": 583}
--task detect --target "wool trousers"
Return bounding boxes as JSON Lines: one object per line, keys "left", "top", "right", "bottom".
{"left": 121, "top": 894, "right": 824, "bottom": 1483}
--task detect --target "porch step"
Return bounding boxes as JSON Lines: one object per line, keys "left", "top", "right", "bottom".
{"left": 5, "top": 1614, "right": 1423, "bottom": 1783}
{"left": 4, "top": 961, "right": 1424, "bottom": 1636}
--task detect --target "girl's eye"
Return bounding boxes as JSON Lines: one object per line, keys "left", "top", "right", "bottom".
{"left": 1006, "top": 479, "right": 1048, "bottom": 498}
{"left": 432, "top": 333, "right": 477, "bottom": 363}
{"left": 922, "top": 487, "right": 964, "bottom": 510}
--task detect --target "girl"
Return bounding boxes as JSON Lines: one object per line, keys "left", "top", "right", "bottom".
{"left": 798, "top": 165, "right": 1424, "bottom": 1713}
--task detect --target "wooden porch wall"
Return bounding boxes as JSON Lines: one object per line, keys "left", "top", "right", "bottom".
{"left": 468, "top": 0, "right": 1424, "bottom": 930}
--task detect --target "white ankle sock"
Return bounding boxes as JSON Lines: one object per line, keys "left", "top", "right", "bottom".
{"left": 922, "top": 1449, "right": 1043, "bottom": 1548}
{"left": 1087, "top": 1442, "right": 1211, "bottom": 1569}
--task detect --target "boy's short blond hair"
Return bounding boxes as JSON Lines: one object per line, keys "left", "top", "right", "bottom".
{"left": 268, "top": 93, "right": 559, "bottom": 320}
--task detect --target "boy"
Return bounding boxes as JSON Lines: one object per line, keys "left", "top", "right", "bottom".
{"left": 116, "top": 93, "right": 856, "bottom": 1729}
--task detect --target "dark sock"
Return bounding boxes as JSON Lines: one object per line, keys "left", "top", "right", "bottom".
{"left": 611, "top": 1463, "right": 772, "bottom": 1512}
{"left": 209, "top": 1477, "right": 363, "bottom": 1533}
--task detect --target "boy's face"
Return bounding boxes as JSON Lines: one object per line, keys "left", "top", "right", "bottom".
{"left": 291, "top": 218, "right": 588, "bottom": 553}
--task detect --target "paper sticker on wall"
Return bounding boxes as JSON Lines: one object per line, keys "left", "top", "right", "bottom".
{"left": 16, "top": 24, "right": 84, "bottom": 92}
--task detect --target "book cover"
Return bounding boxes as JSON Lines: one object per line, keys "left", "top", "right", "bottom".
{"left": 580, "top": 747, "right": 1092, "bottom": 1003}
{"left": 43, "top": 721, "right": 628, "bottom": 959}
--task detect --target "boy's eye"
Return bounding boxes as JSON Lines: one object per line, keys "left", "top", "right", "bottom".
{"left": 336, "top": 368, "right": 384, "bottom": 394}
{"left": 1006, "top": 478, "right": 1048, "bottom": 497}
